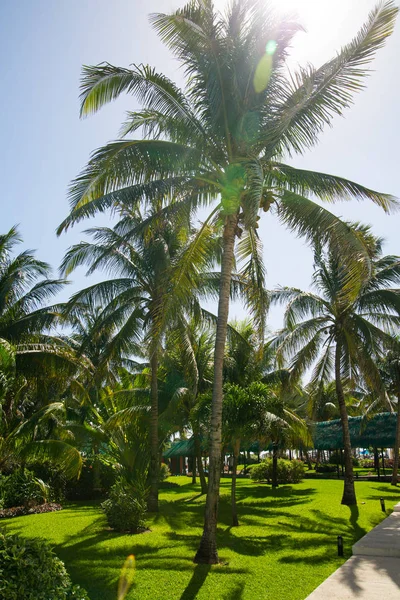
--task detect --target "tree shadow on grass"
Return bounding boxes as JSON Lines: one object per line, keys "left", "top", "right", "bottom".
{"left": 179, "top": 565, "right": 210, "bottom": 600}
{"left": 277, "top": 505, "right": 369, "bottom": 566}
{"left": 349, "top": 505, "right": 366, "bottom": 540}
{"left": 222, "top": 582, "right": 245, "bottom": 599}
{"left": 234, "top": 485, "right": 317, "bottom": 502}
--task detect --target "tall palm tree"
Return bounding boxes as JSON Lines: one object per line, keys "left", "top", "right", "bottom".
{"left": 0, "top": 226, "right": 80, "bottom": 444}
{"left": 60, "top": 210, "right": 220, "bottom": 510}
{"left": 58, "top": 1, "right": 398, "bottom": 561}
{"left": 379, "top": 347, "right": 400, "bottom": 485}
{"left": 273, "top": 229, "right": 400, "bottom": 505}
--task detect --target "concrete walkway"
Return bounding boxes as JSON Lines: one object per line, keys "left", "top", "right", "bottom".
{"left": 306, "top": 503, "right": 400, "bottom": 599}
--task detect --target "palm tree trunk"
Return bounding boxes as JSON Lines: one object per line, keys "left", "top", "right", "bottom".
{"left": 147, "top": 350, "right": 159, "bottom": 512}
{"left": 272, "top": 444, "right": 279, "bottom": 488}
{"left": 194, "top": 433, "right": 207, "bottom": 494}
{"left": 192, "top": 454, "right": 197, "bottom": 484}
{"left": 231, "top": 440, "right": 240, "bottom": 526}
{"left": 391, "top": 389, "right": 400, "bottom": 486}
{"left": 335, "top": 341, "right": 356, "bottom": 505}
{"left": 194, "top": 214, "right": 237, "bottom": 564}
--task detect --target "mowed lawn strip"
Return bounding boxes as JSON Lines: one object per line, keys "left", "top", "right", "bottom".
{"left": 4, "top": 479, "right": 400, "bottom": 600}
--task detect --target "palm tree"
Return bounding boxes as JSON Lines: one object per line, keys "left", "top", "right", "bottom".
{"left": 60, "top": 211, "right": 219, "bottom": 510}
{"left": 379, "top": 347, "right": 400, "bottom": 485}
{"left": 305, "top": 381, "right": 339, "bottom": 423}
{"left": 162, "top": 320, "right": 215, "bottom": 493}
{"left": 224, "top": 319, "right": 275, "bottom": 387}
{"left": 0, "top": 226, "right": 66, "bottom": 345}
{"left": 221, "top": 383, "right": 258, "bottom": 526}
{"left": 58, "top": 1, "right": 398, "bottom": 561}
{"left": 273, "top": 229, "right": 400, "bottom": 504}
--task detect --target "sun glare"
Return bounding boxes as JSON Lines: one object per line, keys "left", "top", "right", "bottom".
{"left": 214, "top": 0, "right": 379, "bottom": 68}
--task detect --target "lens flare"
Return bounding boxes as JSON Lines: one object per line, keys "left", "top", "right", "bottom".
{"left": 118, "top": 554, "right": 136, "bottom": 600}
{"left": 266, "top": 40, "right": 277, "bottom": 55}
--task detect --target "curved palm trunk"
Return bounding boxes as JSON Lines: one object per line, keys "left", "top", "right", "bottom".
{"left": 194, "top": 433, "right": 208, "bottom": 494}
{"left": 147, "top": 350, "right": 159, "bottom": 512}
{"left": 335, "top": 342, "right": 356, "bottom": 505}
{"left": 391, "top": 387, "right": 400, "bottom": 486}
{"left": 272, "top": 444, "right": 279, "bottom": 488}
{"left": 231, "top": 440, "right": 240, "bottom": 526}
{"left": 194, "top": 214, "right": 237, "bottom": 564}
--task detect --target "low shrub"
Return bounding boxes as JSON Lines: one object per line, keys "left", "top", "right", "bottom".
{"left": 0, "top": 529, "right": 89, "bottom": 600}
{"left": 101, "top": 477, "right": 147, "bottom": 532}
{"left": 0, "top": 469, "right": 50, "bottom": 509}
{"left": 159, "top": 463, "right": 170, "bottom": 482}
{"left": 250, "top": 459, "right": 305, "bottom": 484}
{"left": 315, "top": 463, "right": 337, "bottom": 473}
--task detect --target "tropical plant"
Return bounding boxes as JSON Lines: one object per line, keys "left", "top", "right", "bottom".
{"left": 0, "top": 529, "right": 90, "bottom": 600}
{"left": 0, "top": 226, "right": 66, "bottom": 345}
{"left": 0, "top": 228, "right": 86, "bottom": 480}
{"left": 273, "top": 229, "right": 400, "bottom": 504}
{"left": 101, "top": 476, "right": 147, "bottom": 532}
{"left": 224, "top": 319, "right": 275, "bottom": 386}
{"left": 379, "top": 347, "right": 400, "bottom": 485}
{"left": 0, "top": 468, "right": 50, "bottom": 508}
{"left": 221, "top": 383, "right": 268, "bottom": 526}
{"left": 57, "top": 0, "right": 398, "bottom": 561}
{"left": 304, "top": 381, "right": 339, "bottom": 423}
{"left": 250, "top": 381, "right": 310, "bottom": 488}
{"left": 250, "top": 458, "right": 305, "bottom": 484}
{"left": 161, "top": 319, "right": 216, "bottom": 493}
{"left": 60, "top": 211, "right": 221, "bottom": 510}
{"left": 198, "top": 380, "right": 308, "bottom": 525}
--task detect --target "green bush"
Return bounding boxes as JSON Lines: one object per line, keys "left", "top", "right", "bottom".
{"left": 315, "top": 463, "right": 337, "bottom": 473}
{"left": 159, "top": 463, "right": 170, "bottom": 482}
{"left": 101, "top": 477, "right": 147, "bottom": 532}
{"left": 1, "top": 469, "right": 50, "bottom": 508}
{"left": 250, "top": 459, "right": 305, "bottom": 484}
{"left": 0, "top": 529, "right": 89, "bottom": 600}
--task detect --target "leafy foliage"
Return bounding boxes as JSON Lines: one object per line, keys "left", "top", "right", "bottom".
{"left": 0, "top": 469, "right": 49, "bottom": 509}
{"left": 0, "top": 529, "right": 89, "bottom": 600}
{"left": 250, "top": 458, "right": 305, "bottom": 484}
{"left": 101, "top": 477, "right": 148, "bottom": 532}
{"left": 159, "top": 463, "right": 170, "bottom": 482}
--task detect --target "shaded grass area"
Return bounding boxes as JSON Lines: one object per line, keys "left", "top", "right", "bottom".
{"left": 4, "top": 479, "right": 400, "bottom": 600}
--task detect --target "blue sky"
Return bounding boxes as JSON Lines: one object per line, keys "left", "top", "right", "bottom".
{"left": 1, "top": 0, "right": 399, "bottom": 331}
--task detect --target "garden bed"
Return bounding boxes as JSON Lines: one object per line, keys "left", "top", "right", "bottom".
{"left": 0, "top": 502, "right": 62, "bottom": 519}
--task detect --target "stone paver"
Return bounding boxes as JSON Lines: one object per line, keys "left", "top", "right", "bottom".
{"left": 305, "top": 502, "right": 400, "bottom": 599}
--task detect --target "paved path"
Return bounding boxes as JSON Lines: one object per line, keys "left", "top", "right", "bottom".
{"left": 306, "top": 503, "right": 400, "bottom": 599}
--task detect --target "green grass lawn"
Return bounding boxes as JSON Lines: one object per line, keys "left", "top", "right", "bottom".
{"left": 3, "top": 478, "right": 400, "bottom": 600}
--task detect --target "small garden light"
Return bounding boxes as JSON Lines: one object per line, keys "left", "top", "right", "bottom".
{"left": 380, "top": 497, "right": 386, "bottom": 512}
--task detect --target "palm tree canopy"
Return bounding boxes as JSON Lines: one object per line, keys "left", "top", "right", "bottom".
{"left": 59, "top": 1, "right": 398, "bottom": 306}
{"left": 0, "top": 227, "right": 67, "bottom": 343}
{"left": 273, "top": 226, "right": 400, "bottom": 398}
